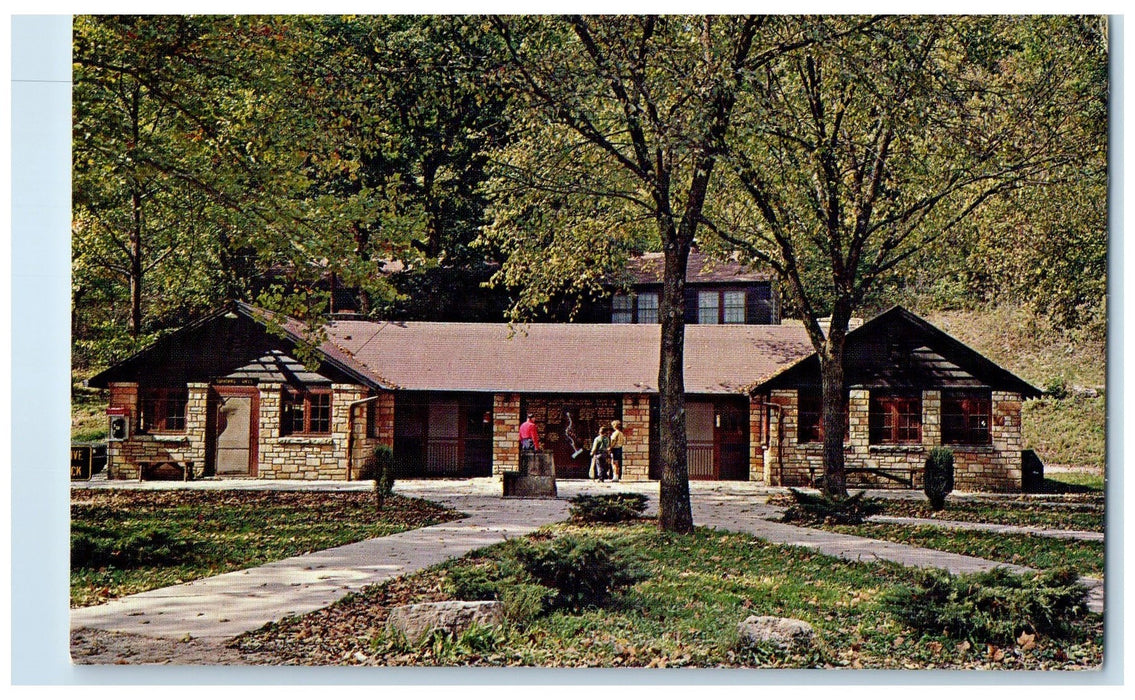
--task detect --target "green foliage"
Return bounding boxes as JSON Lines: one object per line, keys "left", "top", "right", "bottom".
{"left": 444, "top": 560, "right": 508, "bottom": 601}
{"left": 71, "top": 523, "right": 195, "bottom": 570}
{"left": 443, "top": 560, "right": 555, "bottom": 621}
{"left": 444, "top": 533, "right": 647, "bottom": 617}
{"left": 236, "top": 524, "right": 1102, "bottom": 668}
{"left": 1045, "top": 377, "right": 1070, "bottom": 400}
{"left": 880, "top": 566, "right": 1090, "bottom": 645}
{"left": 510, "top": 534, "right": 648, "bottom": 611}
{"left": 373, "top": 621, "right": 512, "bottom": 660}
{"left": 781, "top": 488, "right": 884, "bottom": 526}
{"left": 923, "top": 448, "right": 956, "bottom": 511}
{"left": 1023, "top": 395, "right": 1106, "bottom": 470}
{"left": 568, "top": 493, "right": 649, "bottom": 524}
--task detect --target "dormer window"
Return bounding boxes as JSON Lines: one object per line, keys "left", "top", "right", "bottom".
{"left": 611, "top": 292, "right": 659, "bottom": 324}
{"left": 698, "top": 289, "right": 747, "bottom": 324}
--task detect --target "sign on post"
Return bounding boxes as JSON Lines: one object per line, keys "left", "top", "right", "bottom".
{"left": 71, "top": 445, "right": 92, "bottom": 480}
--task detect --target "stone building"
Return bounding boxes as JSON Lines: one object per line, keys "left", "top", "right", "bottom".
{"left": 88, "top": 303, "right": 1040, "bottom": 491}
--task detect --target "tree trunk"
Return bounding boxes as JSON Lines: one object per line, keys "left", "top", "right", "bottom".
{"left": 129, "top": 186, "right": 143, "bottom": 340}
{"left": 128, "top": 85, "right": 144, "bottom": 340}
{"left": 658, "top": 240, "right": 693, "bottom": 533}
{"left": 819, "top": 303, "right": 852, "bottom": 498}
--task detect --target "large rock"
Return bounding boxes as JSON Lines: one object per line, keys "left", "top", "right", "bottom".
{"left": 386, "top": 601, "right": 505, "bottom": 645}
{"left": 737, "top": 615, "right": 816, "bottom": 651}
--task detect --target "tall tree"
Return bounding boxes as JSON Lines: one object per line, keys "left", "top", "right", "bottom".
{"left": 303, "top": 16, "right": 513, "bottom": 320}
{"left": 483, "top": 16, "right": 821, "bottom": 532}
{"left": 704, "top": 16, "right": 1103, "bottom": 496}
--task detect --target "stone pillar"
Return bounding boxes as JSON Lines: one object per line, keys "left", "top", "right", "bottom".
{"left": 749, "top": 395, "right": 765, "bottom": 482}
{"left": 922, "top": 390, "right": 942, "bottom": 448}
{"left": 766, "top": 390, "right": 794, "bottom": 486}
{"left": 492, "top": 393, "right": 521, "bottom": 476}
{"left": 257, "top": 382, "right": 283, "bottom": 478}
{"left": 185, "top": 383, "right": 210, "bottom": 477}
{"left": 106, "top": 382, "right": 139, "bottom": 480}
{"left": 847, "top": 389, "right": 870, "bottom": 452}
{"left": 373, "top": 392, "right": 395, "bottom": 448}
{"left": 620, "top": 394, "right": 651, "bottom": 481}
{"left": 331, "top": 384, "right": 367, "bottom": 480}
{"left": 991, "top": 391, "right": 1024, "bottom": 490}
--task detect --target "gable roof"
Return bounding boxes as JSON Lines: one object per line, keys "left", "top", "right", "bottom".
{"left": 88, "top": 302, "right": 813, "bottom": 395}
{"left": 87, "top": 304, "right": 389, "bottom": 390}
{"left": 750, "top": 306, "right": 1043, "bottom": 398}
{"left": 88, "top": 303, "right": 1038, "bottom": 399}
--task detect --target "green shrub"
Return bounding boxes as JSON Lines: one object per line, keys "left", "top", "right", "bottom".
{"left": 1045, "top": 376, "right": 1069, "bottom": 400}
{"left": 498, "top": 581, "right": 555, "bottom": 621}
{"left": 364, "top": 444, "right": 396, "bottom": 512}
{"left": 568, "top": 493, "right": 649, "bottom": 523}
{"left": 510, "top": 534, "right": 647, "bottom": 611}
{"left": 924, "top": 447, "right": 955, "bottom": 511}
{"left": 444, "top": 561, "right": 506, "bottom": 601}
{"left": 71, "top": 525, "right": 194, "bottom": 570}
{"left": 880, "top": 566, "right": 1090, "bottom": 645}
{"left": 780, "top": 488, "right": 883, "bottom": 525}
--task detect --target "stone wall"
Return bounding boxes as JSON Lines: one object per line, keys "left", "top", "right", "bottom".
{"left": 257, "top": 383, "right": 367, "bottom": 480}
{"left": 620, "top": 394, "right": 651, "bottom": 481}
{"left": 492, "top": 393, "right": 521, "bottom": 476}
{"left": 106, "top": 382, "right": 208, "bottom": 480}
{"left": 765, "top": 388, "right": 1025, "bottom": 492}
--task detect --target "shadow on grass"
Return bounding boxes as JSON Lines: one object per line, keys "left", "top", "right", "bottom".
{"left": 1027, "top": 477, "right": 1102, "bottom": 495}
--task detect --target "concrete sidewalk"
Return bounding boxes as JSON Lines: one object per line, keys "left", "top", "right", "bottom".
{"left": 867, "top": 515, "right": 1104, "bottom": 541}
{"left": 71, "top": 478, "right": 1105, "bottom": 646}
{"left": 71, "top": 487, "right": 569, "bottom": 641}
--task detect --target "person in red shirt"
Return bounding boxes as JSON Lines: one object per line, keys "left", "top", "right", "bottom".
{"left": 519, "top": 414, "right": 540, "bottom": 452}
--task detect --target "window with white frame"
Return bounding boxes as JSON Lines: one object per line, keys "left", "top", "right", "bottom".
{"left": 637, "top": 292, "right": 659, "bottom": 323}
{"left": 612, "top": 294, "right": 634, "bottom": 323}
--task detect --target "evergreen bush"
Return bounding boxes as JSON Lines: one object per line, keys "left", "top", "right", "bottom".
{"left": 780, "top": 488, "right": 883, "bottom": 525}
{"left": 509, "top": 534, "right": 647, "bottom": 611}
{"left": 880, "top": 566, "right": 1090, "bottom": 645}
{"left": 567, "top": 492, "right": 649, "bottom": 523}
{"left": 924, "top": 447, "right": 955, "bottom": 511}
{"left": 367, "top": 444, "right": 396, "bottom": 512}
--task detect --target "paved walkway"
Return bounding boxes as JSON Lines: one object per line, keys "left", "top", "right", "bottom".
{"left": 70, "top": 478, "right": 1104, "bottom": 645}
{"left": 867, "top": 515, "right": 1104, "bottom": 541}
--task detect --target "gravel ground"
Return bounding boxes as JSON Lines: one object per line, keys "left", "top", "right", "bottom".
{"left": 70, "top": 627, "right": 268, "bottom": 665}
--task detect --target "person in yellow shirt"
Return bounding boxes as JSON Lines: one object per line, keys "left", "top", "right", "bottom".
{"left": 609, "top": 420, "right": 625, "bottom": 482}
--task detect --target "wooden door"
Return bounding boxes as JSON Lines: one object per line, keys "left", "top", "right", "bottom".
{"left": 211, "top": 386, "right": 259, "bottom": 476}
{"left": 686, "top": 401, "right": 716, "bottom": 480}
{"left": 426, "top": 400, "right": 461, "bottom": 475}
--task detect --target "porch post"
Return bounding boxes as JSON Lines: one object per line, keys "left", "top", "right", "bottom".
{"left": 492, "top": 393, "right": 520, "bottom": 476}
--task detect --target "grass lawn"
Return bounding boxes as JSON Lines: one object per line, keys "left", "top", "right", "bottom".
{"left": 71, "top": 384, "right": 109, "bottom": 443}
{"left": 822, "top": 523, "right": 1104, "bottom": 579}
{"left": 71, "top": 489, "right": 461, "bottom": 608}
{"left": 1044, "top": 471, "right": 1106, "bottom": 492}
{"left": 233, "top": 523, "right": 1102, "bottom": 669}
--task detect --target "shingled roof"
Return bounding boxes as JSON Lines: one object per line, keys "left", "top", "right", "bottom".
{"left": 315, "top": 317, "right": 813, "bottom": 394}
{"left": 625, "top": 249, "right": 775, "bottom": 285}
